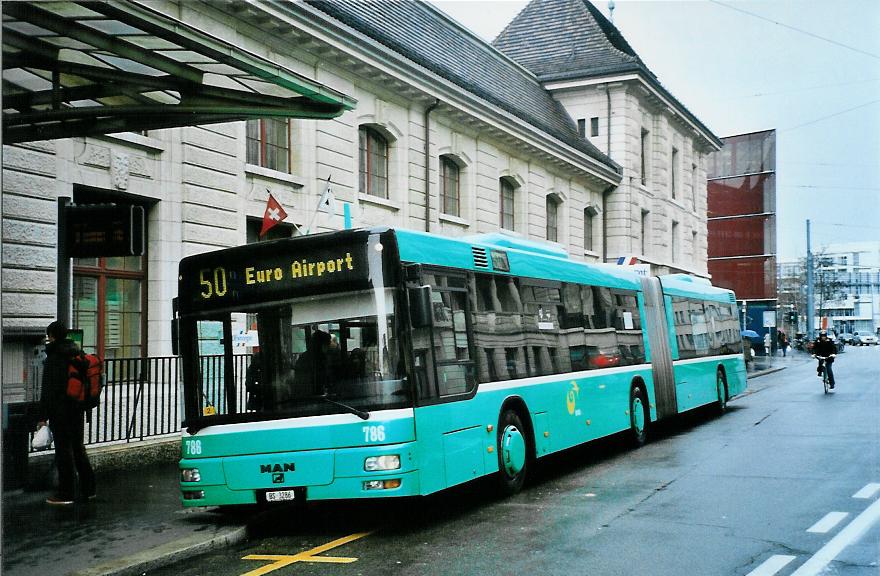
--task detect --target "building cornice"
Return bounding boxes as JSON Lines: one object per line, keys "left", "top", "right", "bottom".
{"left": 544, "top": 73, "right": 723, "bottom": 152}
{"left": 239, "top": 0, "right": 621, "bottom": 187}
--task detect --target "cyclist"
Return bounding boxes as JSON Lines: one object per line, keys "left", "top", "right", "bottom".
{"left": 813, "top": 330, "right": 837, "bottom": 389}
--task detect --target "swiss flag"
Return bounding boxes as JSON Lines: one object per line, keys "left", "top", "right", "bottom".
{"left": 259, "top": 193, "right": 288, "bottom": 237}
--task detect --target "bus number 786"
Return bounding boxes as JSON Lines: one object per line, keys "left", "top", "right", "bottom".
{"left": 363, "top": 425, "right": 385, "bottom": 443}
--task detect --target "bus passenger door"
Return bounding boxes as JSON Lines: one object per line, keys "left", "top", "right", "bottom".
{"left": 640, "top": 277, "right": 677, "bottom": 419}
{"left": 408, "top": 269, "right": 481, "bottom": 493}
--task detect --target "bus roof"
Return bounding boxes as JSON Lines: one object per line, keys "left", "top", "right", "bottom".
{"left": 395, "top": 228, "right": 643, "bottom": 290}
{"left": 394, "top": 229, "right": 736, "bottom": 302}
{"left": 657, "top": 273, "right": 737, "bottom": 304}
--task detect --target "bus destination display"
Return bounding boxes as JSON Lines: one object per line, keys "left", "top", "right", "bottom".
{"left": 179, "top": 243, "right": 369, "bottom": 313}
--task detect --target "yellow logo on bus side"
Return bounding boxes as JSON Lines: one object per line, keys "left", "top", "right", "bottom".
{"left": 566, "top": 381, "right": 580, "bottom": 415}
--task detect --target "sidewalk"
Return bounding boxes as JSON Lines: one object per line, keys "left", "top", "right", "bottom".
{"left": 2, "top": 460, "right": 250, "bottom": 576}
{"left": 746, "top": 348, "right": 811, "bottom": 379}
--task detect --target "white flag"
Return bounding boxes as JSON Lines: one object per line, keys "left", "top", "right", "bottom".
{"left": 317, "top": 183, "right": 337, "bottom": 215}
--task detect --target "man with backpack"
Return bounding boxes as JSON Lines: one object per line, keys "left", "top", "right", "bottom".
{"left": 36, "top": 321, "right": 96, "bottom": 505}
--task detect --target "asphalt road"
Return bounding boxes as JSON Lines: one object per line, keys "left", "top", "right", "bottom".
{"left": 148, "top": 346, "right": 879, "bottom": 576}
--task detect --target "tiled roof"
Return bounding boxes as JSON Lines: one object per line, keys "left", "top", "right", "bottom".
{"left": 492, "top": 0, "right": 648, "bottom": 82}
{"left": 493, "top": 0, "right": 720, "bottom": 147}
{"left": 305, "top": 0, "right": 619, "bottom": 172}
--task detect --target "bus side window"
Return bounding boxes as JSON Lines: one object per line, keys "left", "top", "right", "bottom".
{"left": 432, "top": 286, "right": 475, "bottom": 396}
{"left": 414, "top": 271, "right": 476, "bottom": 400}
{"left": 412, "top": 349, "right": 434, "bottom": 400}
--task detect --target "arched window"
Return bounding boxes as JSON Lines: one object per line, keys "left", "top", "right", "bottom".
{"left": 500, "top": 178, "right": 516, "bottom": 231}
{"left": 546, "top": 195, "right": 560, "bottom": 242}
{"left": 584, "top": 208, "right": 594, "bottom": 252}
{"left": 440, "top": 155, "right": 461, "bottom": 217}
{"left": 359, "top": 126, "right": 388, "bottom": 198}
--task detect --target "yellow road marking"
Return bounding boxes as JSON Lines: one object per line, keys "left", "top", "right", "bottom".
{"left": 240, "top": 532, "right": 372, "bottom": 576}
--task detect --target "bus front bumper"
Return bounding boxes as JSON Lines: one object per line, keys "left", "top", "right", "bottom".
{"left": 180, "top": 442, "right": 420, "bottom": 507}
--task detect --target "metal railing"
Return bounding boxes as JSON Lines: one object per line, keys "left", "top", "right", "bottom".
{"left": 85, "top": 356, "right": 182, "bottom": 446}
{"left": 29, "top": 355, "right": 183, "bottom": 452}
{"left": 197, "top": 354, "right": 251, "bottom": 415}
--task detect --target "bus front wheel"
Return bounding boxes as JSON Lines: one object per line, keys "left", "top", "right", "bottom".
{"left": 496, "top": 409, "right": 528, "bottom": 495}
{"left": 629, "top": 385, "right": 649, "bottom": 447}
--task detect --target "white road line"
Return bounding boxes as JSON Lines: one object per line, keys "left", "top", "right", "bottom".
{"left": 790, "top": 497, "right": 880, "bottom": 576}
{"left": 806, "top": 511, "right": 848, "bottom": 534}
{"left": 852, "top": 483, "right": 880, "bottom": 499}
{"left": 745, "top": 555, "right": 796, "bottom": 576}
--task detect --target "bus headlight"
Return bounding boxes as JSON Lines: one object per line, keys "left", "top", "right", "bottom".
{"left": 364, "top": 455, "right": 400, "bottom": 471}
{"left": 181, "top": 468, "right": 201, "bottom": 482}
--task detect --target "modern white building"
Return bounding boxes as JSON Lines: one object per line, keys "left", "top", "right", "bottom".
{"left": 814, "top": 242, "right": 880, "bottom": 335}
{"left": 1, "top": 0, "right": 720, "bottom": 402}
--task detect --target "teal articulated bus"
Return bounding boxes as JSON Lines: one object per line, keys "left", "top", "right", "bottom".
{"left": 175, "top": 227, "right": 746, "bottom": 506}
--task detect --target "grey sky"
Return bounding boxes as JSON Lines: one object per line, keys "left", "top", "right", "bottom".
{"left": 431, "top": 0, "right": 880, "bottom": 262}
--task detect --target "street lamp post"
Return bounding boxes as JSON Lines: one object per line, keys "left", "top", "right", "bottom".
{"left": 806, "top": 219, "right": 814, "bottom": 339}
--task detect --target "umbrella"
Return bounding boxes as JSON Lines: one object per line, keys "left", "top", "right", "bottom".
{"left": 741, "top": 329, "right": 760, "bottom": 339}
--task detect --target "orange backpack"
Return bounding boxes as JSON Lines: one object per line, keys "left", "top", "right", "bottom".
{"left": 66, "top": 351, "right": 103, "bottom": 412}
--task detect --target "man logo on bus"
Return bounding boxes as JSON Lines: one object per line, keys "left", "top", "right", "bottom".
{"left": 261, "top": 463, "right": 295, "bottom": 473}
{"left": 566, "top": 381, "right": 580, "bottom": 416}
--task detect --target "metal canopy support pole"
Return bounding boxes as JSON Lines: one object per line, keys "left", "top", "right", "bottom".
{"left": 806, "top": 219, "right": 814, "bottom": 339}
{"left": 57, "top": 197, "right": 71, "bottom": 327}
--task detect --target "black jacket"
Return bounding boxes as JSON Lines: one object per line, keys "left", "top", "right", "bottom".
{"left": 813, "top": 338, "right": 837, "bottom": 358}
{"left": 38, "top": 338, "right": 81, "bottom": 431}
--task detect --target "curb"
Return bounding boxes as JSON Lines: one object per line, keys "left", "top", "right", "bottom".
{"left": 747, "top": 366, "right": 786, "bottom": 379}
{"left": 70, "top": 524, "right": 249, "bottom": 576}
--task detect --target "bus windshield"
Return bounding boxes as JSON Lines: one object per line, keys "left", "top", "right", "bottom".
{"left": 186, "top": 288, "right": 409, "bottom": 424}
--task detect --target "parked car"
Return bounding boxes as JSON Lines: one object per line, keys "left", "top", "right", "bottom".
{"left": 853, "top": 331, "right": 878, "bottom": 346}
{"left": 839, "top": 332, "right": 854, "bottom": 345}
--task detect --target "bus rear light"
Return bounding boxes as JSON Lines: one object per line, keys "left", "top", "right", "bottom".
{"left": 363, "top": 479, "right": 401, "bottom": 491}
{"left": 364, "top": 455, "right": 400, "bottom": 471}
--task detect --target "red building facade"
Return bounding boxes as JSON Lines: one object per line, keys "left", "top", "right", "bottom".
{"left": 706, "top": 130, "right": 777, "bottom": 336}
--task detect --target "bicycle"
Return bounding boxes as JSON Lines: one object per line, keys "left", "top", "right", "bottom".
{"left": 813, "top": 354, "right": 835, "bottom": 394}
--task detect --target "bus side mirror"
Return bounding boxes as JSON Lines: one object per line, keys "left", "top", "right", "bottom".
{"left": 409, "top": 285, "right": 433, "bottom": 329}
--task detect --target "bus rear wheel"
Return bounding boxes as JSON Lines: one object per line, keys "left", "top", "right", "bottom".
{"left": 496, "top": 409, "right": 528, "bottom": 495}
{"left": 716, "top": 370, "right": 728, "bottom": 414}
{"left": 629, "top": 385, "right": 649, "bottom": 447}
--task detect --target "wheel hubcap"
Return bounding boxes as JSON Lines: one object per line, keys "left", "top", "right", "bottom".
{"left": 501, "top": 425, "right": 526, "bottom": 476}
{"left": 632, "top": 397, "right": 644, "bottom": 434}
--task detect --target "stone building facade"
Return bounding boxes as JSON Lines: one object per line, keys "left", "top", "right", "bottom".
{"left": 493, "top": 0, "right": 722, "bottom": 277}
{"left": 1, "top": 0, "right": 718, "bottom": 401}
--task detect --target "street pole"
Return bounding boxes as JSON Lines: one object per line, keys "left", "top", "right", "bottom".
{"left": 57, "top": 197, "right": 71, "bottom": 326}
{"left": 806, "top": 219, "right": 814, "bottom": 340}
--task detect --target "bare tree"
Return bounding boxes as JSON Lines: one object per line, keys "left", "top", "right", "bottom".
{"left": 777, "top": 248, "right": 844, "bottom": 334}
{"left": 814, "top": 249, "right": 846, "bottom": 323}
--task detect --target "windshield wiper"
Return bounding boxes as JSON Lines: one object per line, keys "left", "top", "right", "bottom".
{"left": 321, "top": 395, "right": 370, "bottom": 420}
{"left": 275, "top": 394, "right": 369, "bottom": 420}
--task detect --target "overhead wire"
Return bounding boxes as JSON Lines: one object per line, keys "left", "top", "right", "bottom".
{"left": 780, "top": 99, "right": 880, "bottom": 132}
{"left": 708, "top": 0, "right": 880, "bottom": 60}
